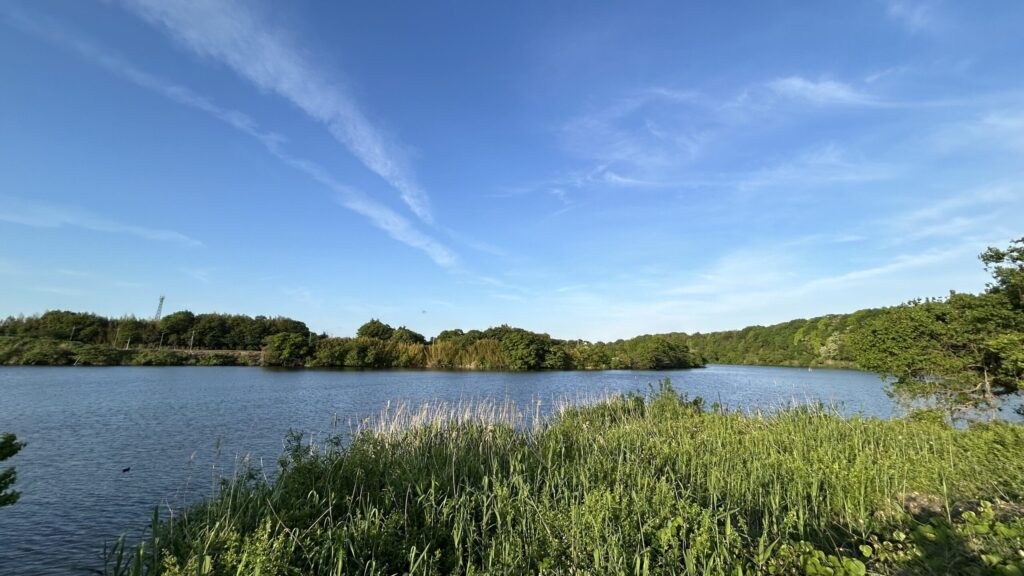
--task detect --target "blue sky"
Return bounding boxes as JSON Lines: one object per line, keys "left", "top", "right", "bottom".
{"left": 1, "top": 1, "right": 1022, "bottom": 341}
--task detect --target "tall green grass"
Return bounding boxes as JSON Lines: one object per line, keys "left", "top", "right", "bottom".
{"left": 106, "top": 382, "right": 1024, "bottom": 575}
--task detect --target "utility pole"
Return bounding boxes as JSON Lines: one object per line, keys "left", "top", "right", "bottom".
{"left": 189, "top": 330, "right": 195, "bottom": 352}
{"left": 69, "top": 326, "right": 76, "bottom": 342}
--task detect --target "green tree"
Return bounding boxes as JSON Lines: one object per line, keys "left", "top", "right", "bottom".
{"left": 434, "top": 329, "right": 464, "bottom": 342}
{"left": 850, "top": 240, "right": 1024, "bottom": 412}
{"left": 159, "top": 310, "right": 195, "bottom": 346}
{"left": 389, "top": 326, "right": 426, "bottom": 345}
{"left": 0, "top": 433, "right": 25, "bottom": 508}
{"left": 38, "top": 310, "right": 108, "bottom": 343}
{"left": 309, "top": 338, "right": 353, "bottom": 367}
{"left": 192, "top": 314, "right": 229, "bottom": 349}
{"left": 262, "top": 332, "right": 312, "bottom": 367}
{"left": 356, "top": 319, "right": 395, "bottom": 341}
{"left": 493, "top": 327, "right": 549, "bottom": 371}
{"left": 980, "top": 237, "right": 1024, "bottom": 310}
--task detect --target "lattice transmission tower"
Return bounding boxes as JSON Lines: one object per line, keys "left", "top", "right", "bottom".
{"left": 154, "top": 295, "right": 165, "bottom": 322}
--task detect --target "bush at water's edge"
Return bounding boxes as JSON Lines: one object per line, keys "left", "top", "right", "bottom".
{"left": 0, "top": 337, "right": 260, "bottom": 367}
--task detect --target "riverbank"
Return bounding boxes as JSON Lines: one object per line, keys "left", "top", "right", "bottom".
{"left": 106, "top": 383, "right": 1024, "bottom": 576}
{"left": 0, "top": 337, "right": 261, "bottom": 366}
{"left": 0, "top": 335, "right": 705, "bottom": 371}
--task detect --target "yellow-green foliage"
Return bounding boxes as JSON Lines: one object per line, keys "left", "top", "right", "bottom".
{"left": 107, "top": 384, "right": 1024, "bottom": 575}
{"left": 159, "top": 520, "right": 294, "bottom": 576}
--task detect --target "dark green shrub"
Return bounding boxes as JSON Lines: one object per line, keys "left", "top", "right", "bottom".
{"left": 73, "top": 344, "right": 125, "bottom": 366}
{"left": 130, "top": 349, "right": 188, "bottom": 366}
{"left": 261, "top": 333, "right": 312, "bottom": 367}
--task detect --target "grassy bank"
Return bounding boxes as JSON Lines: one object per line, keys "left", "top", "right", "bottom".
{"left": 105, "top": 383, "right": 1024, "bottom": 575}
{"left": 0, "top": 337, "right": 261, "bottom": 366}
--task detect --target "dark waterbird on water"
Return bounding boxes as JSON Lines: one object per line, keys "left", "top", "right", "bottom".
{"left": 121, "top": 466, "right": 130, "bottom": 473}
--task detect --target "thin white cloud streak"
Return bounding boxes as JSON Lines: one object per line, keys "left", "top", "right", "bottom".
{"left": 7, "top": 10, "right": 458, "bottom": 268}
{"left": 957, "top": 112, "right": 1024, "bottom": 154}
{"left": 119, "top": 0, "right": 433, "bottom": 223}
{"left": 542, "top": 71, "right": 1004, "bottom": 201}
{"left": 885, "top": 0, "right": 937, "bottom": 33}
{"left": 559, "top": 91, "right": 709, "bottom": 174}
{"left": 793, "top": 246, "right": 973, "bottom": 294}
{"left": 270, "top": 152, "right": 457, "bottom": 267}
{"left": 765, "top": 75, "right": 987, "bottom": 110}
{"left": 736, "top": 145, "right": 895, "bottom": 191}
{"left": 883, "top": 185, "right": 1022, "bottom": 243}
{"left": 659, "top": 251, "right": 798, "bottom": 298}
{"left": 0, "top": 195, "right": 202, "bottom": 247}
{"left": 520, "top": 143, "right": 893, "bottom": 200}
{"left": 549, "top": 80, "right": 889, "bottom": 198}
{"left": 766, "top": 77, "right": 878, "bottom": 106}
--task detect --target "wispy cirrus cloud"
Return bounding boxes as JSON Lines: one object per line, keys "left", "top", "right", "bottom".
{"left": 766, "top": 76, "right": 879, "bottom": 106}
{"left": 795, "top": 245, "right": 974, "bottom": 293}
{"left": 5, "top": 9, "right": 458, "bottom": 269}
{"left": 735, "top": 144, "right": 895, "bottom": 191}
{"left": 885, "top": 0, "right": 938, "bottom": 33}
{"left": 559, "top": 89, "right": 711, "bottom": 174}
{"left": 119, "top": 0, "right": 433, "bottom": 223}
{"left": 546, "top": 79, "right": 890, "bottom": 199}
{"left": 270, "top": 150, "right": 457, "bottom": 267}
{"left": 950, "top": 112, "right": 1024, "bottom": 155}
{"left": 0, "top": 195, "right": 202, "bottom": 247}
{"left": 526, "top": 67, "right": 1008, "bottom": 207}
{"left": 882, "top": 184, "right": 1022, "bottom": 244}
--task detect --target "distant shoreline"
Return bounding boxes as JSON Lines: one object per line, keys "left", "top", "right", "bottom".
{"left": 0, "top": 336, "right": 706, "bottom": 371}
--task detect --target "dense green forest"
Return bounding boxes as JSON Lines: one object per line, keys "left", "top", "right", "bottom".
{"left": 0, "top": 310, "right": 310, "bottom": 351}
{"left": 681, "top": 309, "right": 887, "bottom": 368}
{"left": 0, "top": 313, "right": 703, "bottom": 371}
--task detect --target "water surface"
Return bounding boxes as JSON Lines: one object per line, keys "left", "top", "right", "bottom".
{"left": 0, "top": 364, "right": 890, "bottom": 575}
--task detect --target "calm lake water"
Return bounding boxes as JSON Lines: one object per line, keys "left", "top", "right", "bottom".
{"left": 0, "top": 364, "right": 891, "bottom": 575}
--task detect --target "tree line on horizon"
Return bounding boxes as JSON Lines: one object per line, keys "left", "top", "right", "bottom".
{"left": 0, "top": 311, "right": 704, "bottom": 371}
{"left": 265, "top": 320, "right": 702, "bottom": 371}
{"left": 0, "top": 310, "right": 310, "bottom": 351}
{"left": 0, "top": 239, "right": 1021, "bottom": 411}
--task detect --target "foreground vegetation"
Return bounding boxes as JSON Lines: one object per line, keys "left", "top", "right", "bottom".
{"left": 106, "top": 383, "right": 1024, "bottom": 575}
{"left": 0, "top": 433, "right": 23, "bottom": 508}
